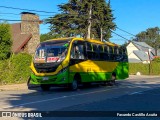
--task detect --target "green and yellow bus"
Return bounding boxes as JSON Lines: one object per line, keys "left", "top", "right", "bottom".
{"left": 28, "top": 37, "right": 129, "bottom": 91}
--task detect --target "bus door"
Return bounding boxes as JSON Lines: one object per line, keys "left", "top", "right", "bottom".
{"left": 69, "top": 40, "right": 88, "bottom": 82}
{"left": 85, "top": 42, "right": 98, "bottom": 82}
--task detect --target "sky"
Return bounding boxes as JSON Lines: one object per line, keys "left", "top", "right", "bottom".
{"left": 0, "top": 0, "right": 160, "bottom": 45}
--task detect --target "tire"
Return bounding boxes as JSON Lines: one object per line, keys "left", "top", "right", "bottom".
{"left": 40, "top": 84, "right": 50, "bottom": 91}
{"left": 110, "top": 73, "right": 116, "bottom": 85}
{"left": 70, "top": 79, "right": 78, "bottom": 91}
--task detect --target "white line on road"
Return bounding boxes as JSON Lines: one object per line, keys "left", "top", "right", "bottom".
{"left": 2, "top": 81, "right": 160, "bottom": 109}
{"left": 129, "top": 87, "right": 160, "bottom": 95}
{"left": 2, "top": 87, "right": 120, "bottom": 109}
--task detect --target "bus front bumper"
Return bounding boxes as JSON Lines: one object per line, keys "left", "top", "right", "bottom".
{"left": 29, "top": 71, "right": 68, "bottom": 85}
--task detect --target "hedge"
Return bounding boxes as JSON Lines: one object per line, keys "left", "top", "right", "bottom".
{"left": 129, "top": 62, "right": 160, "bottom": 75}
{"left": 0, "top": 53, "right": 32, "bottom": 85}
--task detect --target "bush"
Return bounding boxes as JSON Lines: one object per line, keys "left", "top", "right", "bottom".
{"left": 153, "top": 57, "right": 160, "bottom": 62}
{"left": 0, "top": 53, "right": 32, "bottom": 85}
{"left": 0, "top": 23, "right": 12, "bottom": 60}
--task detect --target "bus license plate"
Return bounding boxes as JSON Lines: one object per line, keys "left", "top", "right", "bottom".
{"left": 43, "top": 77, "right": 48, "bottom": 80}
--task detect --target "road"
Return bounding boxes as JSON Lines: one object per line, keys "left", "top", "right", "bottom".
{"left": 0, "top": 75, "right": 160, "bottom": 120}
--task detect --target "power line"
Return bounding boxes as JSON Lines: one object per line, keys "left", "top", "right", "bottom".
{"left": 0, "top": 19, "right": 43, "bottom": 22}
{"left": 0, "top": 5, "right": 56, "bottom": 14}
{"left": 0, "top": 12, "right": 54, "bottom": 17}
{"left": 0, "top": 12, "right": 19, "bottom": 16}
{"left": 111, "top": 30, "right": 152, "bottom": 49}
{"left": 116, "top": 27, "right": 136, "bottom": 37}
{"left": 110, "top": 30, "right": 129, "bottom": 41}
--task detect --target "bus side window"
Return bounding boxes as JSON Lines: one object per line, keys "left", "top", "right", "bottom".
{"left": 109, "top": 46, "right": 114, "bottom": 61}
{"left": 92, "top": 44, "right": 99, "bottom": 60}
{"left": 71, "top": 41, "right": 85, "bottom": 59}
{"left": 122, "top": 48, "right": 128, "bottom": 62}
{"left": 114, "top": 47, "right": 118, "bottom": 61}
{"left": 99, "top": 45, "right": 104, "bottom": 60}
{"left": 86, "top": 42, "right": 93, "bottom": 59}
{"left": 104, "top": 45, "right": 109, "bottom": 60}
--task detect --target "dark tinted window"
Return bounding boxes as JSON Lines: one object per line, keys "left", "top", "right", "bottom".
{"left": 87, "top": 42, "right": 92, "bottom": 51}
{"left": 98, "top": 45, "right": 103, "bottom": 52}
{"left": 109, "top": 46, "right": 113, "bottom": 54}
{"left": 104, "top": 46, "right": 109, "bottom": 53}
{"left": 114, "top": 47, "right": 119, "bottom": 54}
{"left": 119, "top": 47, "right": 123, "bottom": 54}
{"left": 92, "top": 44, "right": 98, "bottom": 52}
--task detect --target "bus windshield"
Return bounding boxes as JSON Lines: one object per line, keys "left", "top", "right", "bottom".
{"left": 34, "top": 41, "right": 69, "bottom": 63}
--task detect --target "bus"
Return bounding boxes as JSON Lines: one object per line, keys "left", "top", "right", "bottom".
{"left": 28, "top": 37, "right": 129, "bottom": 91}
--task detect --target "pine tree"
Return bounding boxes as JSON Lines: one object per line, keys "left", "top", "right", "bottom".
{"left": 46, "top": 0, "right": 116, "bottom": 41}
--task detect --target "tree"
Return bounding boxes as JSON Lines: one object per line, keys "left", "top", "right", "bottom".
{"left": 134, "top": 27, "right": 160, "bottom": 56}
{"left": 0, "top": 22, "right": 12, "bottom": 60}
{"left": 40, "top": 33, "right": 56, "bottom": 42}
{"left": 45, "top": 0, "right": 115, "bottom": 41}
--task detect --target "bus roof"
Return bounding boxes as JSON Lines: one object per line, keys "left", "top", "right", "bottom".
{"left": 45, "top": 37, "right": 74, "bottom": 42}
{"left": 41, "top": 37, "right": 119, "bottom": 47}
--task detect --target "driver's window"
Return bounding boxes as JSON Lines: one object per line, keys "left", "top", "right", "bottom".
{"left": 71, "top": 41, "right": 85, "bottom": 59}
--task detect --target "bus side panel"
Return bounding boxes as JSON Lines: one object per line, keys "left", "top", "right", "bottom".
{"left": 115, "top": 62, "right": 129, "bottom": 80}
{"left": 69, "top": 60, "right": 119, "bottom": 83}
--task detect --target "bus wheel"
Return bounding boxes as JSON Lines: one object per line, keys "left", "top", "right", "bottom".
{"left": 41, "top": 84, "right": 50, "bottom": 91}
{"left": 70, "top": 79, "right": 78, "bottom": 91}
{"left": 110, "top": 73, "right": 116, "bottom": 85}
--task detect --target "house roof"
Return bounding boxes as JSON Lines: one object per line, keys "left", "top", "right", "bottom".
{"left": 128, "top": 58, "right": 142, "bottom": 63}
{"left": 11, "top": 23, "right": 32, "bottom": 53}
{"left": 132, "top": 41, "right": 153, "bottom": 51}
{"left": 133, "top": 50, "right": 149, "bottom": 61}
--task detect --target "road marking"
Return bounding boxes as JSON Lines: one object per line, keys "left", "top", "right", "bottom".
{"left": 129, "top": 87, "right": 160, "bottom": 95}
{"left": 2, "top": 87, "right": 120, "bottom": 109}
{"left": 2, "top": 81, "right": 160, "bottom": 109}
{"left": 129, "top": 91, "right": 142, "bottom": 95}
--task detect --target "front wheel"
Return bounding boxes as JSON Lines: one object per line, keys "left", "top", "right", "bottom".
{"left": 69, "top": 80, "right": 78, "bottom": 91}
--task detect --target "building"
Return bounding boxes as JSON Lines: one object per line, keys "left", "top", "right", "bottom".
{"left": 126, "top": 41, "right": 155, "bottom": 63}
{"left": 11, "top": 12, "right": 41, "bottom": 54}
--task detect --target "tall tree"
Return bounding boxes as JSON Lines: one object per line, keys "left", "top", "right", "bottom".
{"left": 40, "top": 33, "right": 55, "bottom": 42}
{"left": 134, "top": 27, "right": 160, "bottom": 56}
{"left": 46, "top": 0, "right": 116, "bottom": 41}
{"left": 0, "top": 22, "right": 12, "bottom": 60}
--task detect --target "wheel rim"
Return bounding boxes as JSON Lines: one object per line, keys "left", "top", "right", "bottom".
{"left": 72, "top": 80, "right": 78, "bottom": 90}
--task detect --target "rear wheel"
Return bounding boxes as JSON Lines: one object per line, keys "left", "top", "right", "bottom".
{"left": 110, "top": 73, "right": 116, "bottom": 85}
{"left": 41, "top": 84, "right": 50, "bottom": 91}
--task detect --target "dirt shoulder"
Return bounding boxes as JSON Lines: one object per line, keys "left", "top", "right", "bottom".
{"left": 0, "top": 83, "right": 28, "bottom": 91}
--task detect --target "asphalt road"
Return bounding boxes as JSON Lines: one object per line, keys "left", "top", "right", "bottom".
{"left": 0, "top": 75, "right": 160, "bottom": 120}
